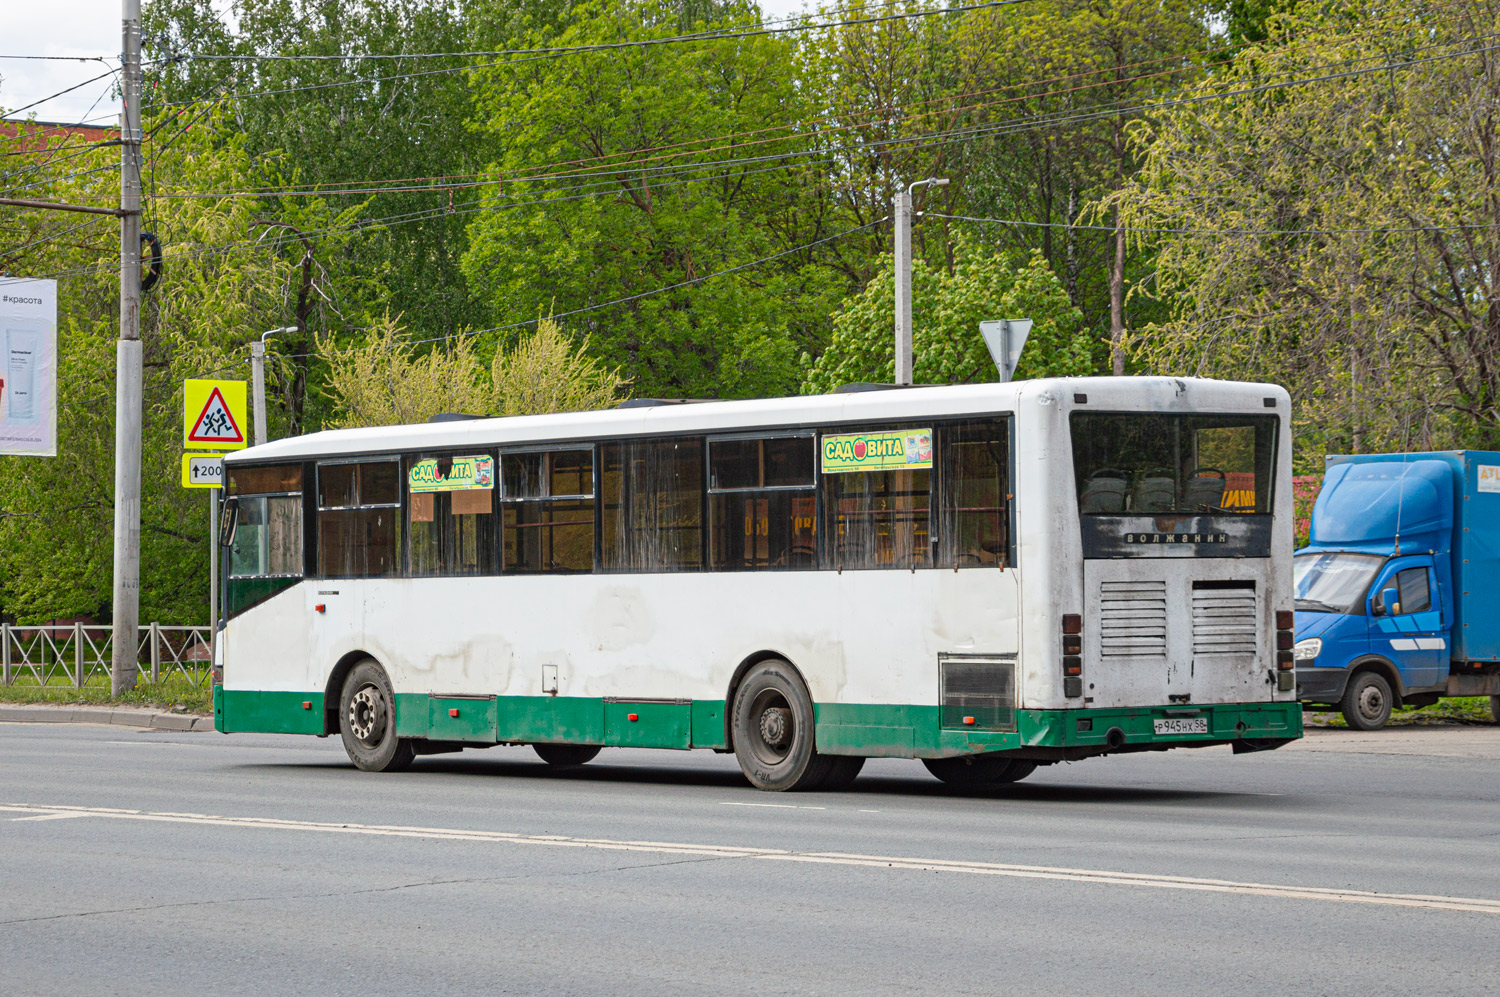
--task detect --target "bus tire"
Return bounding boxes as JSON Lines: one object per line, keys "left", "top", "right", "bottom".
{"left": 818, "top": 756, "right": 866, "bottom": 791}
{"left": 1340, "top": 670, "right": 1393, "bottom": 731}
{"left": 731, "top": 659, "right": 832, "bottom": 791}
{"left": 533, "top": 744, "right": 602, "bottom": 767}
{"left": 923, "top": 754, "right": 1030, "bottom": 787}
{"left": 338, "top": 659, "right": 414, "bottom": 773}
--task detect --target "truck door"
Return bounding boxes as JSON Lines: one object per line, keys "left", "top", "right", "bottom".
{"left": 1367, "top": 558, "right": 1447, "bottom": 690}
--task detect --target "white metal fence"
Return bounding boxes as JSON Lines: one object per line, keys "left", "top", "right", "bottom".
{"left": 0, "top": 624, "right": 213, "bottom": 688}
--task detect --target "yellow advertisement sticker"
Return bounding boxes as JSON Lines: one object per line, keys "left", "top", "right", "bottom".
{"left": 821, "top": 429, "right": 932, "bottom": 473}
{"left": 409, "top": 454, "right": 494, "bottom": 493}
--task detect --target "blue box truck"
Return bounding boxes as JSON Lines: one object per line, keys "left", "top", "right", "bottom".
{"left": 1293, "top": 451, "right": 1500, "bottom": 729}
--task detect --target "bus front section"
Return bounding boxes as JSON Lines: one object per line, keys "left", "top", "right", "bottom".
{"left": 1016, "top": 379, "right": 1302, "bottom": 761}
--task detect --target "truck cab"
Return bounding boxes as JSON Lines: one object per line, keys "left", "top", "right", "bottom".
{"left": 1294, "top": 453, "right": 1500, "bottom": 729}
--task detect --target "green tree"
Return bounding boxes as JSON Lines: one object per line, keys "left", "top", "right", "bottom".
{"left": 800, "top": 246, "right": 1089, "bottom": 392}
{"left": 0, "top": 112, "right": 355, "bottom": 624}
{"left": 1108, "top": 0, "right": 1500, "bottom": 455}
{"left": 462, "top": 0, "right": 846, "bottom": 398}
{"left": 318, "top": 315, "right": 628, "bottom": 427}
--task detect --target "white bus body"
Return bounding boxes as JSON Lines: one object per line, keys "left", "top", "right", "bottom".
{"left": 216, "top": 377, "right": 1301, "bottom": 787}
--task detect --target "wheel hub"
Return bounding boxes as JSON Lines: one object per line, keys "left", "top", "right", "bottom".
{"left": 1358, "top": 684, "right": 1385, "bottom": 719}
{"left": 759, "top": 707, "right": 791, "bottom": 749}
{"left": 349, "top": 686, "right": 385, "bottom": 743}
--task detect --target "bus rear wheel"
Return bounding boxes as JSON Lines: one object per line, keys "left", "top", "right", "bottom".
{"left": 533, "top": 744, "right": 602, "bottom": 767}
{"left": 338, "top": 660, "right": 414, "bottom": 773}
{"left": 923, "top": 754, "right": 1036, "bottom": 787}
{"left": 732, "top": 659, "right": 832, "bottom": 791}
{"left": 818, "top": 756, "right": 865, "bottom": 791}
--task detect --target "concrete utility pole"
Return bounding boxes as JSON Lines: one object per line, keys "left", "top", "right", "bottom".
{"left": 110, "top": 0, "right": 143, "bottom": 696}
{"left": 893, "top": 178, "right": 948, "bottom": 386}
{"left": 251, "top": 327, "right": 295, "bottom": 447}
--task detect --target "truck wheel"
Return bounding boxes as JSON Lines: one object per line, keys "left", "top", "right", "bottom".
{"left": 731, "top": 659, "right": 832, "bottom": 791}
{"left": 1340, "top": 671, "right": 1393, "bottom": 731}
{"left": 339, "top": 659, "right": 415, "bottom": 772}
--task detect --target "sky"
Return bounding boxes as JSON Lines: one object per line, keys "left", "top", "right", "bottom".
{"left": 2, "top": 0, "right": 811, "bottom": 124}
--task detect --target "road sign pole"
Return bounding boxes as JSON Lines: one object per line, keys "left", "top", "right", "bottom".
{"left": 111, "top": 0, "right": 144, "bottom": 696}
{"left": 209, "top": 487, "right": 218, "bottom": 661}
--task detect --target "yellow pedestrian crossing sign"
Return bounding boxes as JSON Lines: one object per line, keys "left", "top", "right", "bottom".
{"left": 183, "top": 379, "right": 248, "bottom": 451}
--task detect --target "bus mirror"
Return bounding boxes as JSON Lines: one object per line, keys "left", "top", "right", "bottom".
{"left": 219, "top": 497, "right": 239, "bottom": 548}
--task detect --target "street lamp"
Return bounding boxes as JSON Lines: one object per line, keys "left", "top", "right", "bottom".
{"left": 251, "top": 326, "right": 296, "bottom": 447}
{"left": 894, "top": 178, "right": 949, "bottom": 385}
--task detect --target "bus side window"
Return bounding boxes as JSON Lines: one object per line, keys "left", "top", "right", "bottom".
{"left": 707, "top": 435, "right": 816, "bottom": 570}
{"left": 317, "top": 459, "right": 402, "bottom": 578}
{"left": 937, "top": 420, "right": 1009, "bottom": 568}
{"left": 408, "top": 454, "right": 495, "bottom": 577}
{"left": 226, "top": 464, "right": 304, "bottom": 579}
{"left": 500, "top": 448, "right": 594, "bottom": 574}
{"left": 600, "top": 439, "right": 704, "bottom": 572}
{"left": 820, "top": 428, "right": 932, "bottom": 570}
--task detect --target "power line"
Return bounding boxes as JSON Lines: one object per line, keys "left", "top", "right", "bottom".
{"left": 142, "top": 0, "right": 1042, "bottom": 111}
{"left": 0, "top": 55, "right": 112, "bottom": 61}
{"left": 2, "top": 67, "right": 120, "bottom": 118}
{"left": 174, "top": 1, "right": 1023, "bottom": 64}
{"left": 291, "top": 217, "right": 889, "bottom": 359}
{"left": 924, "top": 212, "right": 1500, "bottom": 237}
{"left": 20, "top": 26, "right": 1493, "bottom": 283}
{"left": 141, "top": 18, "right": 1483, "bottom": 204}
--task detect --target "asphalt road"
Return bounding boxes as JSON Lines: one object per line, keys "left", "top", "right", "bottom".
{"left": 2, "top": 723, "right": 1499, "bottom": 996}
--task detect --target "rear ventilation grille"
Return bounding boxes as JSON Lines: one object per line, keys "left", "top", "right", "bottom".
{"left": 1099, "top": 580, "right": 1167, "bottom": 658}
{"left": 939, "top": 655, "right": 1016, "bottom": 731}
{"left": 1192, "top": 581, "right": 1258, "bottom": 655}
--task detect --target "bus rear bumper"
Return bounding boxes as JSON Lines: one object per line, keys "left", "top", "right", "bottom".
{"left": 820, "top": 700, "right": 1305, "bottom": 760}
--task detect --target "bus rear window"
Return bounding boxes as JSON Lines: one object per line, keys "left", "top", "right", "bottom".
{"left": 1071, "top": 414, "right": 1276, "bottom": 515}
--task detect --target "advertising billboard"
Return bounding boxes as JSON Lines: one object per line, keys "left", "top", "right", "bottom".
{"left": 0, "top": 278, "right": 58, "bottom": 457}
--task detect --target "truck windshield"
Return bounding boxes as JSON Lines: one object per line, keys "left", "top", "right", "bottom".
{"left": 1071, "top": 413, "right": 1277, "bottom": 515}
{"left": 1293, "top": 552, "right": 1384, "bottom": 615}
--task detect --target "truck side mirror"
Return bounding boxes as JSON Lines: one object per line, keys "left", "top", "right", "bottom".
{"left": 1374, "top": 586, "right": 1399, "bottom": 616}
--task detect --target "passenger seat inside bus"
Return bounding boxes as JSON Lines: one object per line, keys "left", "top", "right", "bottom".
{"left": 1131, "top": 471, "right": 1177, "bottom": 513}
{"left": 1181, "top": 468, "right": 1227, "bottom": 512}
{"left": 1079, "top": 470, "right": 1129, "bottom": 513}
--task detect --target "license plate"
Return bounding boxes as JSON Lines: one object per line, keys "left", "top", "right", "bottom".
{"left": 1153, "top": 717, "right": 1208, "bottom": 735}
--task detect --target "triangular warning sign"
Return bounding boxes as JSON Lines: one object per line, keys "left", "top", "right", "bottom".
{"left": 187, "top": 386, "right": 245, "bottom": 445}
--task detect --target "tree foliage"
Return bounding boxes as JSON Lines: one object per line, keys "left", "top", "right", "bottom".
{"left": 0, "top": 113, "right": 346, "bottom": 623}
{"left": 1109, "top": 0, "right": 1500, "bottom": 457}
{"left": 801, "top": 246, "right": 1089, "bottom": 392}
{"left": 318, "top": 316, "right": 627, "bottom": 427}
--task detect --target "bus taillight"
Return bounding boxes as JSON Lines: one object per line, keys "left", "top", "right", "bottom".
{"left": 1062, "top": 614, "right": 1083, "bottom": 698}
{"left": 1275, "top": 609, "right": 1295, "bottom": 690}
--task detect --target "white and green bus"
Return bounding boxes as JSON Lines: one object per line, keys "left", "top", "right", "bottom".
{"left": 214, "top": 376, "right": 1302, "bottom": 790}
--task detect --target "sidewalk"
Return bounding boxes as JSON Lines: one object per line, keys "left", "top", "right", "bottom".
{"left": 0, "top": 703, "right": 214, "bottom": 732}
{"left": 1286, "top": 724, "right": 1500, "bottom": 759}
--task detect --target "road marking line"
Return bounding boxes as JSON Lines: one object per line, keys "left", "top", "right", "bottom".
{"left": 719, "top": 802, "right": 825, "bottom": 810}
{"left": 3, "top": 802, "right": 1497, "bottom": 915}
{"left": 9, "top": 812, "right": 89, "bottom": 822}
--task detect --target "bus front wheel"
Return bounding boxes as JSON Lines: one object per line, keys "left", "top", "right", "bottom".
{"left": 731, "top": 660, "right": 832, "bottom": 791}
{"left": 338, "top": 660, "right": 415, "bottom": 773}
{"left": 923, "top": 755, "right": 1036, "bottom": 787}
{"left": 534, "top": 744, "right": 602, "bottom": 767}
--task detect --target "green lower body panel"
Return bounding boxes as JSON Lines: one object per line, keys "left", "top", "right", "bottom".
{"left": 814, "top": 701, "right": 1303, "bottom": 757}
{"left": 217, "top": 689, "right": 325, "bottom": 735}
{"left": 218, "top": 688, "right": 1301, "bottom": 759}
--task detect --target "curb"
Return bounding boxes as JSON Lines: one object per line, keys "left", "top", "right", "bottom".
{"left": 0, "top": 705, "right": 215, "bottom": 732}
